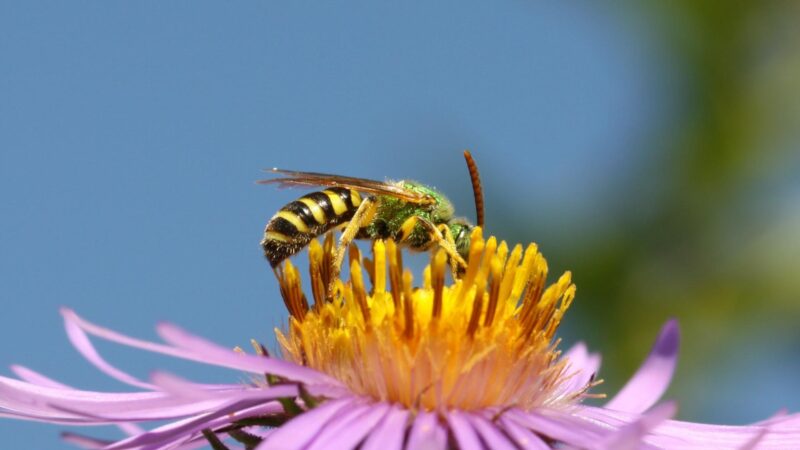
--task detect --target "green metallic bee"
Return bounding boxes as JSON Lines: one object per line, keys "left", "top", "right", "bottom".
{"left": 259, "top": 151, "right": 485, "bottom": 278}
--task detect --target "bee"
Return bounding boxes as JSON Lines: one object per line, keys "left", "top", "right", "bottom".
{"left": 259, "top": 151, "right": 485, "bottom": 279}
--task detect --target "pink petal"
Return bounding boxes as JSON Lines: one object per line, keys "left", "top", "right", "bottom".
{"left": 505, "top": 408, "right": 608, "bottom": 448}
{"left": 752, "top": 410, "right": 789, "bottom": 426}
{"left": 102, "top": 392, "right": 293, "bottom": 450}
{"left": 0, "top": 375, "right": 220, "bottom": 421}
{"left": 599, "top": 401, "right": 677, "bottom": 450}
{"left": 61, "top": 308, "right": 195, "bottom": 362}
{"left": 738, "top": 427, "right": 769, "bottom": 450}
{"left": 257, "top": 397, "right": 355, "bottom": 449}
{"left": 605, "top": 319, "right": 680, "bottom": 413}
{"left": 559, "top": 342, "right": 602, "bottom": 396}
{"left": 163, "top": 437, "right": 233, "bottom": 450}
{"left": 64, "top": 312, "right": 156, "bottom": 390}
{"left": 10, "top": 365, "right": 71, "bottom": 389}
{"left": 581, "top": 407, "right": 800, "bottom": 449}
{"left": 447, "top": 410, "right": 483, "bottom": 450}
{"left": 467, "top": 414, "right": 517, "bottom": 450}
{"left": 156, "top": 321, "right": 340, "bottom": 386}
{"left": 68, "top": 385, "right": 295, "bottom": 424}
{"left": 497, "top": 416, "right": 550, "bottom": 449}
{"left": 650, "top": 419, "right": 800, "bottom": 449}
{"left": 117, "top": 421, "right": 146, "bottom": 437}
{"left": 149, "top": 371, "right": 247, "bottom": 400}
{"left": 360, "top": 406, "right": 409, "bottom": 450}
{"left": 0, "top": 374, "right": 295, "bottom": 423}
{"left": 11, "top": 366, "right": 145, "bottom": 436}
{"left": 303, "top": 382, "right": 352, "bottom": 399}
{"left": 172, "top": 437, "right": 243, "bottom": 450}
{"left": 0, "top": 411, "right": 100, "bottom": 425}
{"left": 407, "top": 410, "right": 448, "bottom": 450}
{"left": 60, "top": 432, "right": 111, "bottom": 449}
{"left": 305, "top": 402, "right": 389, "bottom": 450}
{"left": 137, "top": 402, "right": 281, "bottom": 450}
{"left": 62, "top": 308, "right": 338, "bottom": 387}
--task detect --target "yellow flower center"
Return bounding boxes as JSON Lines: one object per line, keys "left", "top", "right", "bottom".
{"left": 274, "top": 228, "right": 582, "bottom": 412}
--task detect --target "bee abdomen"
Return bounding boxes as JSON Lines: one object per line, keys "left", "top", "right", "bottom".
{"left": 262, "top": 187, "right": 363, "bottom": 267}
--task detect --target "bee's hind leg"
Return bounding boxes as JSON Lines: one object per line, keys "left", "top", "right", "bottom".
{"left": 331, "top": 196, "right": 378, "bottom": 290}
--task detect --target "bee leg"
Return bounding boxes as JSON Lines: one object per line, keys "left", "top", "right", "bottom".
{"left": 331, "top": 196, "right": 378, "bottom": 288}
{"left": 398, "top": 216, "right": 467, "bottom": 271}
{"left": 436, "top": 224, "right": 460, "bottom": 280}
{"left": 422, "top": 220, "right": 467, "bottom": 271}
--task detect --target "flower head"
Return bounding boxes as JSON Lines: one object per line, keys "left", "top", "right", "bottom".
{"left": 275, "top": 229, "right": 591, "bottom": 416}
{"left": 2, "top": 229, "right": 799, "bottom": 449}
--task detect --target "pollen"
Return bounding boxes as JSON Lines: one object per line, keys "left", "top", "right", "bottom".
{"left": 274, "top": 228, "right": 583, "bottom": 412}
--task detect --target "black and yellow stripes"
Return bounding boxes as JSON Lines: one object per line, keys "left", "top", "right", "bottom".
{"left": 262, "top": 187, "right": 363, "bottom": 267}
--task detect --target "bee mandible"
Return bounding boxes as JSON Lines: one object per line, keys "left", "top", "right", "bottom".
{"left": 259, "top": 151, "right": 485, "bottom": 280}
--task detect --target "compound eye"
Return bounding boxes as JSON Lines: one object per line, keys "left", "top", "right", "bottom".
{"left": 457, "top": 226, "right": 468, "bottom": 242}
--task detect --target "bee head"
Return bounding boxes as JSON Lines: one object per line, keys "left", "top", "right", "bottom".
{"left": 448, "top": 219, "right": 474, "bottom": 262}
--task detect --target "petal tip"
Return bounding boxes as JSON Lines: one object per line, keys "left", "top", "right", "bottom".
{"left": 155, "top": 321, "right": 179, "bottom": 335}
{"left": 654, "top": 319, "right": 680, "bottom": 357}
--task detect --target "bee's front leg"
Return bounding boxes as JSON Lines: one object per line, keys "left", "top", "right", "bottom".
{"left": 396, "top": 216, "right": 467, "bottom": 272}
{"left": 436, "top": 224, "right": 461, "bottom": 280}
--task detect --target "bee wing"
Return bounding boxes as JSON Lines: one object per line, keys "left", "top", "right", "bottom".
{"left": 258, "top": 168, "right": 435, "bottom": 205}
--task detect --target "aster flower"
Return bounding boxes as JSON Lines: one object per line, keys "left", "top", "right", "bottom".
{"left": 2, "top": 229, "right": 799, "bottom": 449}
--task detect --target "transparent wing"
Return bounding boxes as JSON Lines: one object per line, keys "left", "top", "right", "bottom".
{"left": 258, "top": 168, "right": 435, "bottom": 205}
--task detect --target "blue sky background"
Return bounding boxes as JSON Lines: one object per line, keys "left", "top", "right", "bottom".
{"left": 2, "top": 2, "right": 799, "bottom": 448}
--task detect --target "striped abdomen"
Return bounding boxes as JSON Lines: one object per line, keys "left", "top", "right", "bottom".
{"left": 262, "top": 187, "right": 363, "bottom": 267}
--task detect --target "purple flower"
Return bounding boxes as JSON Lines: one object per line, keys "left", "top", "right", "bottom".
{"left": 2, "top": 229, "right": 799, "bottom": 449}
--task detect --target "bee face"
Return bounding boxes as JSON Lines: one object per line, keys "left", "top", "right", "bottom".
{"left": 449, "top": 220, "right": 474, "bottom": 261}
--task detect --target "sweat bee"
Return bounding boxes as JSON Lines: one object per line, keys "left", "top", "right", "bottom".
{"left": 259, "top": 151, "right": 485, "bottom": 280}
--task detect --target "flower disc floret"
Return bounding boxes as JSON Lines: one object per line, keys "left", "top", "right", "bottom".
{"left": 274, "top": 228, "right": 584, "bottom": 412}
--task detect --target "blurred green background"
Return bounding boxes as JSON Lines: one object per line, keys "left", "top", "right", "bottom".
{"left": 519, "top": 2, "right": 800, "bottom": 423}
{"left": 1, "top": 1, "right": 799, "bottom": 446}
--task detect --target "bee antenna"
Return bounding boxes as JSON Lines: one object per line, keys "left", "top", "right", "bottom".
{"left": 463, "top": 150, "right": 484, "bottom": 227}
